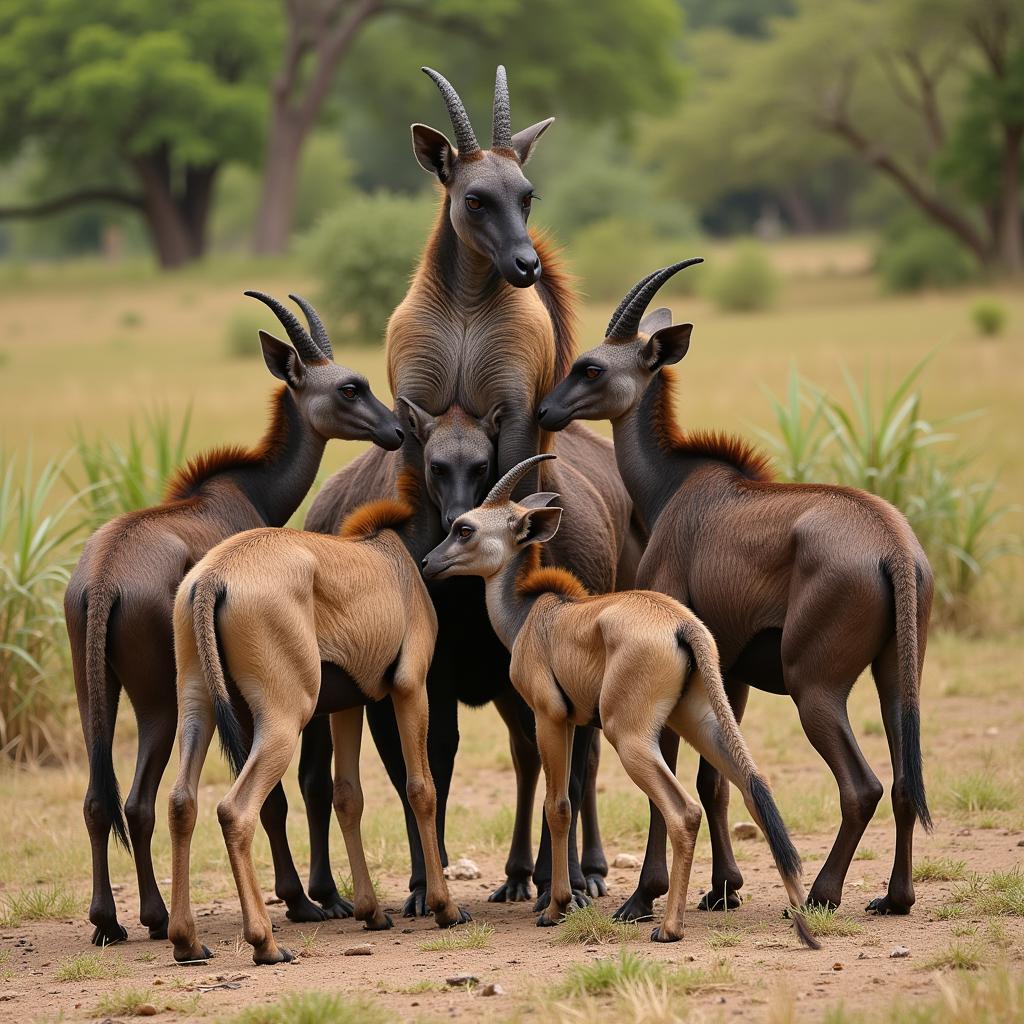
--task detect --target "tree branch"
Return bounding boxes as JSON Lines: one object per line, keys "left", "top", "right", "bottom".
{"left": 0, "top": 188, "right": 143, "bottom": 220}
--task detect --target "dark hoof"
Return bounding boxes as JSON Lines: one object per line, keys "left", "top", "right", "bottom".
{"left": 403, "top": 888, "right": 430, "bottom": 918}
{"left": 173, "top": 944, "right": 213, "bottom": 964}
{"left": 866, "top": 895, "right": 912, "bottom": 916}
{"left": 488, "top": 878, "right": 533, "bottom": 903}
{"left": 254, "top": 945, "right": 294, "bottom": 966}
{"left": 585, "top": 874, "right": 608, "bottom": 898}
{"left": 438, "top": 906, "right": 473, "bottom": 928}
{"left": 536, "top": 912, "right": 561, "bottom": 927}
{"left": 316, "top": 893, "right": 354, "bottom": 920}
{"left": 147, "top": 921, "right": 169, "bottom": 941}
{"left": 613, "top": 892, "right": 656, "bottom": 923}
{"left": 698, "top": 888, "right": 742, "bottom": 912}
{"left": 651, "top": 926, "right": 682, "bottom": 943}
{"left": 365, "top": 913, "right": 394, "bottom": 931}
{"left": 90, "top": 922, "right": 127, "bottom": 947}
{"left": 534, "top": 889, "right": 590, "bottom": 914}
{"left": 285, "top": 895, "right": 329, "bottom": 923}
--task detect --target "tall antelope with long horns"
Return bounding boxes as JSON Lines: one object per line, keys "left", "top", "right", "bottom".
{"left": 539, "top": 261, "right": 933, "bottom": 921}
{"left": 64, "top": 294, "right": 403, "bottom": 947}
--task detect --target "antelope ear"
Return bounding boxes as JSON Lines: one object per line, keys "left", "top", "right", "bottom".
{"left": 510, "top": 117, "right": 554, "bottom": 165}
{"left": 639, "top": 307, "right": 672, "bottom": 336}
{"left": 515, "top": 505, "right": 562, "bottom": 545}
{"left": 397, "top": 396, "right": 436, "bottom": 444}
{"left": 411, "top": 123, "right": 455, "bottom": 182}
{"left": 519, "top": 491, "right": 560, "bottom": 510}
{"left": 481, "top": 404, "right": 502, "bottom": 442}
{"left": 641, "top": 323, "right": 692, "bottom": 371}
{"left": 260, "top": 330, "right": 305, "bottom": 387}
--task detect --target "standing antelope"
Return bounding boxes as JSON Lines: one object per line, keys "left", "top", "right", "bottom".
{"left": 421, "top": 455, "right": 818, "bottom": 949}
{"left": 64, "top": 293, "right": 404, "bottom": 946}
{"left": 539, "top": 261, "right": 933, "bottom": 920}
{"left": 168, "top": 471, "right": 469, "bottom": 966}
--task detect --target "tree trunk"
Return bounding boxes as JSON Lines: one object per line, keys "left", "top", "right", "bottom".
{"left": 779, "top": 186, "right": 818, "bottom": 233}
{"left": 252, "top": 109, "right": 305, "bottom": 255}
{"left": 996, "top": 124, "right": 1022, "bottom": 273}
{"left": 181, "top": 164, "right": 219, "bottom": 260}
{"left": 133, "top": 153, "right": 194, "bottom": 269}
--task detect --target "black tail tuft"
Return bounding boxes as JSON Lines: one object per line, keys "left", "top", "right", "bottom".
{"left": 791, "top": 908, "right": 821, "bottom": 950}
{"left": 750, "top": 775, "right": 801, "bottom": 879}
{"left": 901, "top": 707, "right": 932, "bottom": 832}
{"left": 213, "top": 696, "right": 249, "bottom": 779}
{"left": 90, "top": 735, "right": 130, "bottom": 852}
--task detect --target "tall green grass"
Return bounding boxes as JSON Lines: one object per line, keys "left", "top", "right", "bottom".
{"left": 757, "top": 359, "right": 1020, "bottom": 625}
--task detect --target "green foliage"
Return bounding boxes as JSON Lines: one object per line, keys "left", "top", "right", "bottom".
{"left": 301, "top": 191, "right": 435, "bottom": 344}
{"left": 704, "top": 240, "right": 780, "bottom": 311}
{"left": 914, "top": 858, "right": 968, "bottom": 883}
{"left": 553, "top": 904, "right": 643, "bottom": 945}
{"left": 947, "top": 769, "right": 1014, "bottom": 814}
{"left": 0, "top": 455, "right": 84, "bottom": 764}
{"left": 73, "top": 407, "right": 192, "bottom": 526}
{"left": 418, "top": 921, "right": 494, "bottom": 952}
{"left": 952, "top": 868, "right": 1024, "bottom": 917}
{"left": 876, "top": 220, "right": 980, "bottom": 293}
{"left": 227, "top": 991, "right": 393, "bottom": 1024}
{"left": 559, "top": 949, "right": 732, "bottom": 997}
{"left": 970, "top": 299, "right": 1008, "bottom": 337}
{"left": 0, "top": 884, "right": 80, "bottom": 926}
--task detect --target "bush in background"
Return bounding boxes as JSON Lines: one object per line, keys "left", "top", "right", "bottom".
{"left": 225, "top": 308, "right": 266, "bottom": 360}
{"left": 970, "top": 298, "right": 1008, "bottom": 337}
{"left": 704, "top": 240, "right": 780, "bottom": 312}
{"left": 876, "top": 217, "right": 980, "bottom": 293}
{"left": 302, "top": 191, "right": 434, "bottom": 344}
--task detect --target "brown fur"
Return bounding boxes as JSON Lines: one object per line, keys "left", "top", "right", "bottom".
{"left": 339, "top": 499, "right": 415, "bottom": 540}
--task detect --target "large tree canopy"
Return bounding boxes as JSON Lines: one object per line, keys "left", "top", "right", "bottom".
{"left": 0, "top": 0, "right": 276, "bottom": 266}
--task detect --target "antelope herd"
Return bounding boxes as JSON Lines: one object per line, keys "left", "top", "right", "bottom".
{"left": 66, "top": 65, "right": 932, "bottom": 965}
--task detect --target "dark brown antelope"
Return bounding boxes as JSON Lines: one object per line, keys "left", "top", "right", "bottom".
{"left": 539, "top": 261, "right": 933, "bottom": 921}
{"left": 64, "top": 293, "right": 403, "bottom": 946}
{"left": 168, "top": 471, "right": 469, "bottom": 966}
{"left": 422, "top": 454, "right": 818, "bottom": 948}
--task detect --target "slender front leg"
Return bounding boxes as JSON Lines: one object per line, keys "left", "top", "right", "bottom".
{"left": 329, "top": 707, "right": 392, "bottom": 931}
{"left": 581, "top": 731, "right": 609, "bottom": 897}
{"left": 536, "top": 716, "right": 575, "bottom": 927}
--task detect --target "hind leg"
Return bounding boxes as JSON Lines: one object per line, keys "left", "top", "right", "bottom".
{"left": 535, "top": 716, "right": 576, "bottom": 927}
{"left": 866, "top": 639, "right": 916, "bottom": 915}
{"left": 581, "top": 732, "right": 609, "bottom": 897}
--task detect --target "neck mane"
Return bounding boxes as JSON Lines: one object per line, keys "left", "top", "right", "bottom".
{"left": 338, "top": 468, "right": 439, "bottom": 560}
{"left": 487, "top": 544, "right": 587, "bottom": 650}
{"left": 613, "top": 366, "right": 773, "bottom": 530}
{"left": 164, "top": 386, "right": 326, "bottom": 527}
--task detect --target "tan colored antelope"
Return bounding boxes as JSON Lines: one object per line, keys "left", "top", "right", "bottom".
{"left": 167, "top": 474, "right": 469, "bottom": 966}
{"left": 422, "top": 455, "right": 818, "bottom": 948}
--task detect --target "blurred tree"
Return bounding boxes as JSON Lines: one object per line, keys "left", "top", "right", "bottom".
{"left": 679, "top": 0, "right": 793, "bottom": 38}
{"left": 252, "top": 0, "right": 685, "bottom": 254}
{"left": 653, "top": 0, "right": 1024, "bottom": 271}
{"left": 0, "top": 0, "right": 276, "bottom": 267}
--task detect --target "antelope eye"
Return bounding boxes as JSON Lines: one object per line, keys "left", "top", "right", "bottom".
{"left": 465, "top": 196, "right": 482, "bottom": 211}
{"left": 584, "top": 365, "right": 604, "bottom": 381}
{"left": 338, "top": 383, "right": 358, "bottom": 399}
{"left": 430, "top": 462, "right": 445, "bottom": 476}
{"left": 521, "top": 193, "right": 533, "bottom": 209}
{"left": 458, "top": 524, "right": 475, "bottom": 540}
{"left": 473, "top": 462, "right": 488, "bottom": 477}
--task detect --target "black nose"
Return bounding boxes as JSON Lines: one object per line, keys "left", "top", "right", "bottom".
{"left": 515, "top": 254, "right": 540, "bottom": 275}
{"left": 420, "top": 557, "right": 428, "bottom": 569}
{"left": 395, "top": 427, "right": 405, "bottom": 442}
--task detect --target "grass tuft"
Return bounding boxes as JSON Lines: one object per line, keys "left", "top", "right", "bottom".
{"left": 708, "top": 926, "right": 744, "bottom": 948}
{"left": 419, "top": 921, "right": 494, "bottom": 952}
{"left": 56, "top": 951, "right": 126, "bottom": 982}
{"left": 92, "top": 986, "right": 199, "bottom": 1017}
{"left": 552, "top": 904, "right": 643, "bottom": 946}
{"left": 951, "top": 868, "right": 1024, "bottom": 917}
{"left": 797, "top": 905, "right": 863, "bottom": 938}
{"left": 915, "top": 857, "right": 969, "bottom": 882}
{"left": 947, "top": 770, "right": 1014, "bottom": 814}
{"left": 924, "top": 940, "right": 986, "bottom": 972}
{"left": 559, "top": 949, "right": 732, "bottom": 998}
{"left": 227, "top": 991, "right": 393, "bottom": 1024}
{"left": 0, "top": 884, "right": 79, "bottom": 926}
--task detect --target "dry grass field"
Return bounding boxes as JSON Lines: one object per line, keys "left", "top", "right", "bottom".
{"left": 0, "top": 240, "right": 1022, "bottom": 1022}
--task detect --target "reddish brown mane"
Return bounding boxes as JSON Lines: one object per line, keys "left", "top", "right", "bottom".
{"left": 532, "top": 230, "right": 578, "bottom": 382}
{"left": 339, "top": 468, "right": 420, "bottom": 541}
{"left": 515, "top": 545, "right": 589, "bottom": 600}
{"left": 653, "top": 367, "right": 774, "bottom": 481}
{"left": 164, "top": 386, "right": 291, "bottom": 501}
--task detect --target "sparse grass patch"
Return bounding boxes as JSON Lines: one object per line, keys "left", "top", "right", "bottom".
{"left": 951, "top": 868, "right": 1024, "bottom": 917}
{"left": 935, "top": 903, "right": 967, "bottom": 921}
{"left": 947, "top": 769, "right": 1014, "bottom": 814}
{"left": 419, "top": 921, "right": 494, "bottom": 952}
{"left": 297, "top": 927, "right": 323, "bottom": 958}
{"left": 378, "top": 979, "right": 446, "bottom": 995}
{"left": 854, "top": 847, "right": 879, "bottom": 861}
{"left": 949, "top": 923, "right": 977, "bottom": 937}
{"left": 93, "top": 986, "right": 197, "bottom": 1017}
{"left": 797, "top": 905, "right": 863, "bottom": 938}
{"left": 558, "top": 949, "right": 732, "bottom": 998}
{"left": 336, "top": 873, "right": 386, "bottom": 903}
{"left": 778, "top": 785, "right": 837, "bottom": 834}
{"left": 708, "top": 926, "right": 744, "bottom": 948}
{"left": 227, "top": 991, "right": 393, "bottom": 1024}
{"left": 924, "top": 940, "right": 986, "bottom": 972}
{"left": 56, "top": 951, "right": 127, "bottom": 982}
{"left": 0, "top": 884, "right": 79, "bottom": 926}
{"left": 552, "top": 904, "right": 643, "bottom": 946}
{"left": 915, "top": 857, "right": 968, "bottom": 882}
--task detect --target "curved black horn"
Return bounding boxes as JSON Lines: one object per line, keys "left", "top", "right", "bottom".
{"left": 422, "top": 66, "right": 480, "bottom": 156}
{"left": 604, "top": 268, "right": 661, "bottom": 337}
{"left": 483, "top": 453, "right": 556, "bottom": 507}
{"left": 289, "top": 293, "right": 333, "bottom": 360}
{"left": 607, "top": 258, "right": 705, "bottom": 339}
{"left": 244, "top": 290, "right": 323, "bottom": 363}
{"left": 492, "top": 64, "right": 512, "bottom": 150}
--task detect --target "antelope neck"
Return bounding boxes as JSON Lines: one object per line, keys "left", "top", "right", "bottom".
{"left": 485, "top": 546, "right": 543, "bottom": 652}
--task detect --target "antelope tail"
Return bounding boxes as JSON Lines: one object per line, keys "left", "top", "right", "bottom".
{"left": 190, "top": 577, "right": 248, "bottom": 777}
{"left": 85, "top": 583, "right": 129, "bottom": 851}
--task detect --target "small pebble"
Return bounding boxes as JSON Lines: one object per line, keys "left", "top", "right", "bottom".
{"left": 137, "top": 1003, "right": 159, "bottom": 1016}
{"left": 444, "top": 858, "right": 482, "bottom": 880}
{"left": 832, "top": 962, "right": 843, "bottom": 971}
{"left": 890, "top": 946, "right": 911, "bottom": 959}
{"left": 480, "top": 982, "right": 504, "bottom": 997}
{"left": 344, "top": 944, "right": 373, "bottom": 956}
{"left": 612, "top": 853, "right": 640, "bottom": 869}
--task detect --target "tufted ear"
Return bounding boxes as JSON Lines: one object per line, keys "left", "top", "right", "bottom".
{"left": 514, "top": 505, "right": 562, "bottom": 546}
{"left": 510, "top": 117, "right": 554, "bottom": 165}
{"left": 481, "top": 403, "right": 502, "bottom": 442}
{"left": 640, "top": 323, "right": 692, "bottom": 371}
{"left": 639, "top": 307, "right": 672, "bottom": 336}
{"left": 519, "top": 491, "right": 560, "bottom": 510}
{"left": 411, "top": 123, "right": 455, "bottom": 182}
{"left": 260, "top": 330, "right": 305, "bottom": 387}
{"left": 397, "top": 396, "right": 436, "bottom": 444}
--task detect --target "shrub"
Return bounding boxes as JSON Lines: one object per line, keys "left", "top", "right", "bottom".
{"left": 225, "top": 308, "right": 266, "bottom": 360}
{"left": 876, "top": 221, "right": 979, "bottom": 293}
{"left": 301, "top": 191, "right": 434, "bottom": 344}
{"left": 704, "top": 240, "right": 780, "bottom": 312}
{"left": 970, "top": 298, "right": 1008, "bottom": 337}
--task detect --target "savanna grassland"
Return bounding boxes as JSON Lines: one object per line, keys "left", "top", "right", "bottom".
{"left": 0, "top": 240, "right": 1022, "bottom": 1023}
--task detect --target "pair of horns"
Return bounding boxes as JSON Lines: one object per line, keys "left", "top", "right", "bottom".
{"left": 605, "top": 258, "right": 705, "bottom": 339}
{"left": 244, "top": 291, "right": 333, "bottom": 364}
{"left": 483, "top": 453, "right": 555, "bottom": 506}
{"left": 422, "top": 64, "right": 513, "bottom": 156}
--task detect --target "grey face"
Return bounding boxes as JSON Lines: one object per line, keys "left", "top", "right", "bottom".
{"left": 399, "top": 399, "right": 500, "bottom": 527}
{"left": 412, "top": 66, "right": 554, "bottom": 288}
